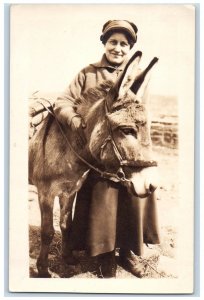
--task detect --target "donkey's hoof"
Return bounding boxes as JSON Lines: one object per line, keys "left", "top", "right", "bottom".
{"left": 38, "top": 269, "right": 60, "bottom": 278}
{"left": 37, "top": 265, "right": 51, "bottom": 278}
{"left": 38, "top": 271, "right": 51, "bottom": 278}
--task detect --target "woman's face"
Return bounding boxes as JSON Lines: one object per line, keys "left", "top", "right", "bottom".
{"left": 104, "top": 32, "right": 131, "bottom": 66}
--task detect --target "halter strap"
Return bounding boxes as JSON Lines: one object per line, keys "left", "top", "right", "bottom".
{"left": 103, "top": 98, "right": 157, "bottom": 179}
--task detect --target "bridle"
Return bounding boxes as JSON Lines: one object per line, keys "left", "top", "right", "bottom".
{"left": 38, "top": 99, "right": 157, "bottom": 184}
{"left": 103, "top": 97, "right": 157, "bottom": 181}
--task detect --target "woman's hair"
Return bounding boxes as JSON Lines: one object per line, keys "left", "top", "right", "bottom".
{"left": 100, "top": 20, "right": 138, "bottom": 49}
{"left": 100, "top": 29, "right": 135, "bottom": 49}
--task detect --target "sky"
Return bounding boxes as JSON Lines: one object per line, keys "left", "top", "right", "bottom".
{"left": 10, "top": 4, "right": 195, "bottom": 98}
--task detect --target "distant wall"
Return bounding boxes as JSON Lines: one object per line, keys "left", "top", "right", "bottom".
{"left": 151, "top": 118, "right": 178, "bottom": 148}
{"left": 149, "top": 95, "right": 178, "bottom": 148}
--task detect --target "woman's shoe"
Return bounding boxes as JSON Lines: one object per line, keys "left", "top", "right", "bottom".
{"left": 97, "top": 251, "right": 117, "bottom": 278}
{"left": 119, "top": 249, "right": 145, "bottom": 278}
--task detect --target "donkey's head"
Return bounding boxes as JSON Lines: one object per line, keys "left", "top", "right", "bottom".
{"left": 84, "top": 51, "right": 159, "bottom": 197}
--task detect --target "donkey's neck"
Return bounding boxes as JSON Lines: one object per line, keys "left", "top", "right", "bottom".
{"left": 85, "top": 98, "right": 105, "bottom": 122}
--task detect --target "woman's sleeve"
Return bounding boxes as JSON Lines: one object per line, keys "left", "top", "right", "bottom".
{"left": 54, "top": 69, "right": 86, "bottom": 126}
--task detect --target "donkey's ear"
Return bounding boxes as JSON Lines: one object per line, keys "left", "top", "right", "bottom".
{"left": 105, "top": 51, "right": 142, "bottom": 111}
{"left": 117, "top": 51, "right": 142, "bottom": 98}
{"left": 130, "top": 57, "right": 159, "bottom": 103}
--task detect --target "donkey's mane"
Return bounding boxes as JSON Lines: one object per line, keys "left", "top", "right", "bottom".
{"left": 76, "top": 80, "right": 114, "bottom": 119}
{"left": 75, "top": 80, "right": 145, "bottom": 124}
{"left": 112, "top": 93, "right": 142, "bottom": 111}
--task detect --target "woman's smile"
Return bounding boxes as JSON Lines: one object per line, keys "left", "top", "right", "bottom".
{"left": 111, "top": 53, "right": 122, "bottom": 57}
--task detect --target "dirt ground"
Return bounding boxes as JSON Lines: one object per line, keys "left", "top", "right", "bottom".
{"left": 29, "top": 145, "right": 179, "bottom": 279}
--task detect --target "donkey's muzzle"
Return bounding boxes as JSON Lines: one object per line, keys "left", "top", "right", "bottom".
{"left": 125, "top": 166, "right": 159, "bottom": 198}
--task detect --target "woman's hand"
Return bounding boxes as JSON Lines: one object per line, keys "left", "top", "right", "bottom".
{"left": 70, "top": 115, "right": 87, "bottom": 148}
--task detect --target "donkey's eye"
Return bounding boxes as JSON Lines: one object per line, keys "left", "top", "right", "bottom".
{"left": 120, "top": 127, "right": 137, "bottom": 138}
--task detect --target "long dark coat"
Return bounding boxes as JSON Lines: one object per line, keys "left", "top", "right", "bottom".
{"left": 54, "top": 54, "right": 160, "bottom": 257}
{"left": 69, "top": 171, "right": 160, "bottom": 257}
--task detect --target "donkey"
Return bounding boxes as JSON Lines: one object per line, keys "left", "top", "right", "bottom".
{"left": 29, "top": 51, "right": 159, "bottom": 277}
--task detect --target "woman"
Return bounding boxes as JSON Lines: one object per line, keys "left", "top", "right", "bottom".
{"left": 54, "top": 20, "right": 160, "bottom": 278}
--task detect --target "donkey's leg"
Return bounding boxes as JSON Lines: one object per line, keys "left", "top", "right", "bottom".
{"left": 37, "top": 189, "right": 55, "bottom": 277}
{"left": 59, "top": 192, "right": 78, "bottom": 265}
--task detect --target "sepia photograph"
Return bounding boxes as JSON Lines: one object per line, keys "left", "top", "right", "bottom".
{"left": 9, "top": 4, "right": 195, "bottom": 294}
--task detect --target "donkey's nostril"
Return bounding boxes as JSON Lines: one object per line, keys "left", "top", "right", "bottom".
{"left": 149, "top": 183, "right": 157, "bottom": 193}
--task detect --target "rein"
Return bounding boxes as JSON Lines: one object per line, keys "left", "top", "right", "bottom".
{"left": 38, "top": 100, "right": 126, "bottom": 183}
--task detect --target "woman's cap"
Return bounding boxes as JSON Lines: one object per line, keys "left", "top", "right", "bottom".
{"left": 100, "top": 20, "right": 138, "bottom": 43}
